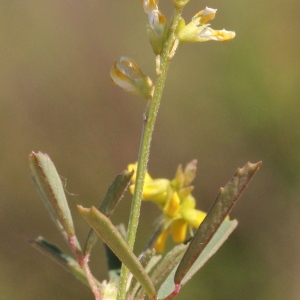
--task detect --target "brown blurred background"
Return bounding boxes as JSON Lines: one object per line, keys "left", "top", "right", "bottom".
{"left": 1, "top": 0, "right": 299, "bottom": 299}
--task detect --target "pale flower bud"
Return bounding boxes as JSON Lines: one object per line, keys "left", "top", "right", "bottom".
{"left": 110, "top": 57, "right": 154, "bottom": 99}
{"left": 172, "top": 0, "right": 190, "bottom": 9}
{"left": 193, "top": 7, "right": 217, "bottom": 24}
{"left": 147, "top": 9, "right": 167, "bottom": 55}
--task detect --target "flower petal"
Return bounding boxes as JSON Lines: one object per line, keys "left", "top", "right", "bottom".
{"left": 164, "top": 192, "right": 180, "bottom": 218}
{"left": 171, "top": 219, "right": 188, "bottom": 243}
{"left": 127, "top": 163, "right": 152, "bottom": 183}
{"left": 193, "top": 7, "right": 217, "bottom": 25}
{"left": 142, "top": 179, "right": 171, "bottom": 205}
{"left": 181, "top": 208, "right": 206, "bottom": 228}
{"left": 155, "top": 229, "right": 169, "bottom": 253}
{"left": 198, "top": 28, "right": 236, "bottom": 41}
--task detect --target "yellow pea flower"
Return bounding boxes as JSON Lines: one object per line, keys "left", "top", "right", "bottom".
{"left": 127, "top": 161, "right": 223, "bottom": 253}
{"left": 154, "top": 193, "right": 207, "bottom": 252}
{"left": 127, "top": 163, "right": 171, "bottom": 207}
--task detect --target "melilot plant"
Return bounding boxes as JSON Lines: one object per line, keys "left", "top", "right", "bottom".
{"left": 28, "top": 1, "right": 261, "bottom": 300}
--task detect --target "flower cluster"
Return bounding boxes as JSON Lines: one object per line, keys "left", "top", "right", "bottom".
{"left": 110, "top": 4, "right": 235, "bottom": 100}
{"left": 128, "top": 160, "right": 207, "bottom": 252}
{"left": 141, "top": 2, "right": 236, "bottom": 49}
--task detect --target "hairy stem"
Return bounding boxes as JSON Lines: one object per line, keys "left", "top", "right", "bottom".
{"left": 80, "top": 255, "right": 102, "bottom": 300}
{"left": 117, "top": 8, "right": 182, "bottom": 300}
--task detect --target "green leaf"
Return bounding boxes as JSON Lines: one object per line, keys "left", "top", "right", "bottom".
{"left": 100, "top": 170, "right": 134, "bottom": 217}
{"left": 29, "top": 237, "right": 91, "bottom": 287}
{"left": 157, "top": 220, "right": 238, "bottom": 299}
{"left": 174, "top": 161, "right": 261, "bottom": 286}
{"left": 151, "top": 243, "right": 187, "bottom": 287}
{"left": 104, "top": 224, "right": 127, "bottom": 282}
{"left": 78, "top": 206, "right": 156, "bottom": 298}
{"left": 30, "top": 174, "right": 64, "bottom": 234}
{"left": 84, "top": 170, "right": 133, "bottom": 255}
{"left": 29, "top": 152, "right": 80, "bottom": 251}
{"left": 128, "top": 249, "right": 158, "bottom": 299}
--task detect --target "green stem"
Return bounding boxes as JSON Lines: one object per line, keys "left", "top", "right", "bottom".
{"left": 117, "top": 8, "right": 182, "bottom": 300}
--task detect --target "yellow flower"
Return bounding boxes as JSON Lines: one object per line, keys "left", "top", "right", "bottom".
{"left": 127, "top": 163, "right": 171, "bottom": 207}
{"left": 127, "top": 161, "right": 211, "bottom": 252}
{"left": 127, "top": 163, "right": 152, "bottom": 183}
{"left": 155, "top": 193, "right": 206, "bottom": 253}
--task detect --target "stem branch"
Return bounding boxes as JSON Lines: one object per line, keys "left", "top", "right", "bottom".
{"left": 80, "top": 254, "right": 102, "bottom": 300}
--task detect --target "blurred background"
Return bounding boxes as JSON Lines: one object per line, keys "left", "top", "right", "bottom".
{"left": 1, "top": 0, "right": 299, "bottom": 299}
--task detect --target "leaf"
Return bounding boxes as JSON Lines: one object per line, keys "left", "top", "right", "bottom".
{"left": 174, "top": 161, "right": 262, "bottom": 286}
{"left": 29, "top": 152, "right": 80, "bottom": 251}
{"left": 100, "top": 170, "right": 134, "bottom": 217}
{"left": 29, "top": 237, "right": 91, "bottom": 287}
{"left": 157, "top": 220, "right": 238, "bottom": 299}
{"left": 128, "top": 249, "right": 159, "bottom": 299}
{"left": 84, "top": 170, "right": 133, "bottom": 254}
{"left": 151, "top": 243, "right": 187, "bottom": 287}
{"left": 30, "top": 174, "right": 64, "bottom": 235}
{"left": 78, "top": 206, "right": 156, "bottom": 298}
{"left": 104, "top": 224, "right": 127, "bottom": 282}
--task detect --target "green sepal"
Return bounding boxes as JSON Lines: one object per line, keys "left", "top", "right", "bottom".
{"left": 78, "top": 206, "right": 156, "bottom": 298}
{"left": 172, "top": 164, "right": 184, "bottom": 190}
{"left": 183, "top": 159, "right": 197, "bottom": 186}
{"left": 84, "top": 170, "right": 133, "bottom": 255}
{"left": 177, "top": 186, "right": 194, "bottom": 200}
{"left": 148, "top": 25, "right": 167, "bottom": 56}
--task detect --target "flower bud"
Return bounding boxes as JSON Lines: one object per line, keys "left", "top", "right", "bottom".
{"left": 110, "top": 57, "right": 154, "bottom": 99}
{"left": 172, "top": 0, "right": 190, "bottom": 9}
{"left": 193, "top": 7, "right": 217, "bottom": 24}
{"left": 142, "top": 0, "right": 159, "bottom": 15}
{"left": 147, "top": 9, "right": 167, "bottom": 55}
{"left": 100, "top": 280, "right": 117, "bottom": 300}
{"left": 183, "top": 159, "right": 197, "bottom": 186}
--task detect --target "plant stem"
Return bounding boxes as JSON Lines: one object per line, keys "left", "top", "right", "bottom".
{"left": 117, "top": 8, "right": 182, "bottom": 300}
{"left": 80, "top": 255, "right": 102, "bottom": 300}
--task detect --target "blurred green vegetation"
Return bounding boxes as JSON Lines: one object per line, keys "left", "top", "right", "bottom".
{"left": 1, "top": 1, "right": 299, "bottom": 299}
